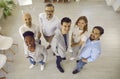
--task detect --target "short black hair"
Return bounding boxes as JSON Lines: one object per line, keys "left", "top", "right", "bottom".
{"left": 93, "top": 26, "right": 104, "bottom": 35}
{"left": 45, "top": 3, "right": 54, "bottom": 8}
{"left": 61, "top": 17, "right": 71, "bottom": 25}
{"left": 23, "top": 31, "right": 34, "bottom": 38}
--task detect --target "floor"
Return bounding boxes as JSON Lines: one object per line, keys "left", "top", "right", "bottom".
{"left": 0, "top": 0, "right": 120, "bottom": 79}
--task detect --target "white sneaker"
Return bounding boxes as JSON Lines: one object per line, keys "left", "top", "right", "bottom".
{"left": 29, "top": 64, "right": 35, "bottom": 69}
{"left": 70, "top": 57, "right": 75, "bottom": 60}
{"left": 40, "top": 65, "right": 44, "bottom": 71}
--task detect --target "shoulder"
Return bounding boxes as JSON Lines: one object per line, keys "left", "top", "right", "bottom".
{"left": 53, "top": 15, "right": 60, "bottom": 21}
{"left": 36, "top": 43, "right": 45, "bottom": 49}
{"left": 39, "top": 13, "right": 45, "bottom": 18}
{"left": 19, "top": 25, "right": 25, "bottom": 31}
{"left": 54, "top": 29, "right": 61, "bottom": 35}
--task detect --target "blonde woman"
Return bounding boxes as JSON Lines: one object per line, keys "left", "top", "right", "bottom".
{"left": 70, "top": 16, "right": 88, "bottom": 60}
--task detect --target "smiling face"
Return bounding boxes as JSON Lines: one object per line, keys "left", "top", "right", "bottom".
{"left": 61, "top": 22, "right": 71, "bottom": 34}
{"left": 77, "top": 19, "right": 87, "bottom": 30}
{"left": 23, "top": 13, "right": 32, "bottom": 26}
{"left": 90, "top": 28, "right": 101, "bottom": 41}
{"left": 24, "top": 36, "right": 35, "bottom": 48}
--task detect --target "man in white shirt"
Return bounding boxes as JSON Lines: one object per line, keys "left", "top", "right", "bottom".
{"left": 39, "top": 3, "right": 60, "bottom": 49}
{"left": 19, "top": 13, "right": 41, "bottom": 44}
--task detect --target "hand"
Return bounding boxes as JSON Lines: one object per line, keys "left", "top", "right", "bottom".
{"left": 71, "top": 44, "right": 74, "bottom": 47}
{"left": 62, "top": 57, "right": 66, "bottom": 60}
{"left": 82, "top": 58, "right": 87, "bottom": 62}
{"left": 76, "top": 60, "right": 80, "bottom": 63}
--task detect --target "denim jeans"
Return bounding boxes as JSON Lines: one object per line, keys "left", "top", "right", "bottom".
{"left": 29, "top": 57, "right": 44, "bottom": 65}
{"left": 29, "top": 57, "right": 36, "bottom": 65}
{"left": 76, "top": 59, "right": 87, "bottom": 71}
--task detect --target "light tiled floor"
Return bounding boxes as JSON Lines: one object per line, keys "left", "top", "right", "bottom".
{"left": 0, "top": 0, "right": 120, "bottom": 79}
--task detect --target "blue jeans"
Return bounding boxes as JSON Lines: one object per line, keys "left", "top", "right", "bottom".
{"left": 76, "top": 59, "right": 87, "bottom": 71}
{"left": 29, "top": 57, "right": 44, "bottom": 65}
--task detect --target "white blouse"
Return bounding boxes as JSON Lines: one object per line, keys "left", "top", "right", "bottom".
{"left": 72, "top": 26, "right": 88, "bottom": 43}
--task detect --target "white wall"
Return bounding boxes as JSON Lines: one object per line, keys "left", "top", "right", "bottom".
{"left": 112, "top": 0, "right": 120, "bottom": 11}
{"left": 105, "top": 0, "right": 120, "bottom": 11}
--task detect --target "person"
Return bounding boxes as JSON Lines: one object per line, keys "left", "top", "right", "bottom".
{"left": 44, "top": 0, "right": 51, "bottom": 3}
{"left": 19, "top": 13, "right": 41, "bottom": 44}
{"left": 58, "top": 0, "right": 70, "bottom": 3}
{"left": 72, "top": 26, "right": 104, "bottom": 74}
{"left": 23, "top": 31, "right": 47, "bottom": 71}
{"left": 70, "top": 16, "right": 88, "bottom": 60}
{"left": 38, "top": 3, "right": 60, "bottom": 49}
{"left": 51, "top": 17, "right": 71, "bottom": 73}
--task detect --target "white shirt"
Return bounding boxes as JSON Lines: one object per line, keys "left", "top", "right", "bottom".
{"left": 19, "top": 24, "right": 39, "bottom": 39}
{"left": 72, "top": 26, "right": 88, "bottom": 43}
{"left": 39, "top": 13, "right": 60, "bottom": 36}
{"left": 24, "top": 43, "right": 47, "bottom": 62}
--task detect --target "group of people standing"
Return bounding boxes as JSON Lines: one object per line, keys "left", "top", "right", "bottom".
{"left": 19, "top": 3, "right": 104, "bottom": 74}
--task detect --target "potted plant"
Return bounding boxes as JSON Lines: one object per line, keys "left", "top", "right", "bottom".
{"left": 0, "top": 0, "right": 15, "bottom": 18}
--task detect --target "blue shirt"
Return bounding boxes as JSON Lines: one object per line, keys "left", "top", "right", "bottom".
{"left": 79, "top": 38, "right": 101, "bottom": 62}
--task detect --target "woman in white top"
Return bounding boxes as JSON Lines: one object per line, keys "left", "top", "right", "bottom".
{"left": 70, "top": 16, "right": 88, "bottom": 60}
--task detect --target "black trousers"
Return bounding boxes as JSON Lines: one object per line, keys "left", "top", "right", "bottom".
{"left": 56, "top": 56, "right": 63, "bottom": 69}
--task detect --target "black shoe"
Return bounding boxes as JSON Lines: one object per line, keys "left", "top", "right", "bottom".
{"left": 76, "top": 60, "right": 80, "bottom": 63}
{"left": 72, "top": 69, "right": 79, "bottom": 74}
{"left": 58, "top": 67, "right": 64, "bottom": 73}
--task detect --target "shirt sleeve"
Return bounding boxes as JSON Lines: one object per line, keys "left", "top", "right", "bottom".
{"left": 51, "top": 37, "right": 59, "bottom": 56}
{"left": 87, "top": 48, "right": 100, "bottom": 62}
{"left": 24, "top": 43, "right": 29, "bottom": 57}
{"left": 19, "top": 26, "right": 24, "bottom": 39}
{"left": 81, "top": 34, "right": 87, "bottom": 42}
{"left": 34, "top": 25, "right": 40, "bottom": 40}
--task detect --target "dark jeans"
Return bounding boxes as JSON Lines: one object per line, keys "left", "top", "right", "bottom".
{"left": 56, "top": 56, "right": 63, "bottom": 69}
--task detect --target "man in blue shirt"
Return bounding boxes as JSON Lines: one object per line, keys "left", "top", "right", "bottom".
{"left": 72, "top": 26, "right": 104, "bottom": 74}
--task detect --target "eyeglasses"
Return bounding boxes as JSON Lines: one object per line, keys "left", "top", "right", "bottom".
{"left": 45, "top": 10, "right": 54, "bottom": 13}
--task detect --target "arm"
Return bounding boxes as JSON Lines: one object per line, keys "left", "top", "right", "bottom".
{"left": 24, "top": 43, "right": 29, "bottom": 58}
{"left": 38, "top": 14, "right": 49, "bottom": 47}
{"left": 87, "top": 48, "right": 100, "bottom": 62}
{"left": 71, "top": 34, "right": 87, "bottom": 47}
{"left": 51, "top": 37, "right": 59, "bottom": 56}
{"left": 19, "top": 27, "right": 24, "bottom": 40}
{"left": 71, "top": 40, "right": 84, "bottom": 47}
{"left": 42, "top": 46, "right": 48, "bottom": 63}
{"left": 34, "top": 25, "right": 41, "bottom": 40}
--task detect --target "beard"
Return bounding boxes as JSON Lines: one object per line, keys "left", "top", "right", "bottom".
{"left": 26, "top": 22, "right": 31, "bottom": 26}
{"left": 89, "top": 34, "right": 94, "bottom": 41}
